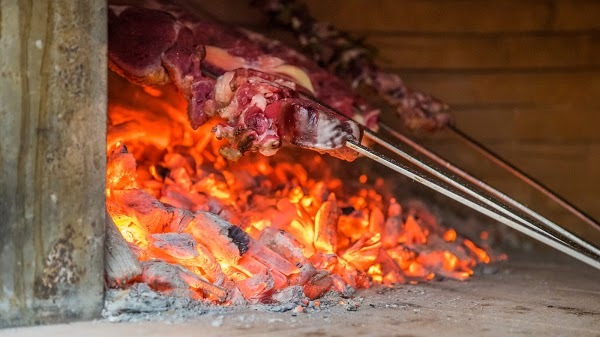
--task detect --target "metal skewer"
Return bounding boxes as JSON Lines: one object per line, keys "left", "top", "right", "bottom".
{"left": 345, "top": 140, "right": 600, "bottom": 270}
{"left": 362, "top": 128, "right": 588, "bottom": 252}
{"left": 377, "top": 123, "right": 600, "bottom": 258}
{"left": 200, "top": 67, "right": 600, "bottom": 268}
{"left": 446, "top": 124, "right": 600, "bottom": 232}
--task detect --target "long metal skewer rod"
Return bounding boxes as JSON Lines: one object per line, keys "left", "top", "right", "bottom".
{"left": 346, "top": 141, "right": 600, "bottom": 270}
{"left": 378, "top": 123, "right": 600, "bottom": 258}
{"left": 447, "top": 124, "right": 600, "bottom": 232}
{"left": 362, "top": 129, "right": 588, "bottom": 255}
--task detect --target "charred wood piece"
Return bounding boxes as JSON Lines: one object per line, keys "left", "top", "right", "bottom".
{"left": 105, "top": 211, "right": 142, "bottom": 288}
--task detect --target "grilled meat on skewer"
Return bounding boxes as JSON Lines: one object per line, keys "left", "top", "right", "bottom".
{"left": 108, "top": 4, "right": 361, "bottom": 161}
{"left": 255, "top": 0, "right": 451, "bottom": 131}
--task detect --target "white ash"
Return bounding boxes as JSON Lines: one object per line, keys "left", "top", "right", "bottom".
{"left": 103, "top": 283, "right": 215, "bottom": 323}
{"left": 102, "top": 283, "right": 367, "bottom": 323}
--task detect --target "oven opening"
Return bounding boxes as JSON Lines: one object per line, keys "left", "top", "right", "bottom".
{"left": 1, "top": 0, "right": 599, "bottom": 334}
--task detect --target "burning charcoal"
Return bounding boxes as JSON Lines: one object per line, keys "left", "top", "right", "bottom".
{"left": 416, "top": 250, "right": 473, "bottom": 281}
{"left": 236, "top": 255, "right": 288, "bottom": 289}
{"left": 103, "top": 2, "right": 498, "bottom": 307}
{"left": 246, "top": 242, "right": 300, "bottom": 277}
{"left": 368, "top": 206, "right": 385, "bottom": 237}
{"left": 141, "top": 260, "right": 191, "bottom": 290}
{"left": 382, "top": 215, "right": 402, "bottom": 249}
{"left": 107, "top": 119, "right": 173, "bottom": 151}
{"left": 106, "top": 143, "right": 137, "bottom": 190}
{"left": 168, "top": 166, "right": 193, "bottom": 191}
{"left": 149, "top": 233, "right": 198, "bottom": 260}
{"left": 236, "top": 269, "right": 276, "bottom": 304}
{"left": 271, "top": 199, "right": 299, "bottom": 228}
{"left": 340, "top": 233, "right": 382, "bottom": 271}
{"left": 141, "top": 261, "right": 227, "bottom": 302}
{"left": 273, "top": 285, "right": 306, "bottom": 304}
{"left": 330, "top": 274, "right": 356, "bottom": 298}
{"left": 405, "top": 200, "right": 440, "bottom": 233}
{"left": 184, "top": 211, "right": 249, "bottom": 264}
{"left": 337, "top": 211, "right": 370, "bottom": 243}
{"left": 463, "top": 239, "right": 491, "bottom": 264}
{"left": 288, "top": 262, "right": 318, "bottom": 287}
{"left": 309, "top": 252, "right": 339, "bottom": 272}
{"left": 160, "top": 181, "right": 210, "bottom": 212}
{"left": 181, "top": 244, "right": 226, "bottom": 286}
{"left": 226, "top": 287, "right": 248, "bottom": 306}
{"left": 228, "top": 225, "right": 250, "bottom": 255}
{"left": 151, "top": 164, "right": 170, "bottom": 181}
{"left": 376, "top": 250, "right": 405, "bottom": 285}
{"left": 303, "top": 270, "right": 333, "bottom": 300}
{"left": 382, "top": 199, "right": 402, "bottom": 249}
{"left": 177, "top": 267, "right": 228, "bottom": 302}
{"left": 258, "top": 227, "right": 307, "bottom": 265}
{"left": 105, "top": 211, "right": 142, "bottom": 288}
{"left": 280, "top": 206, "right": 316, "bottom": 256}
{"left": 167, "top": 207, "right": 194, "bottom": 232}
{"left": 235, "top": 254, "right": 267, "bottom": 275}
{"left": 314, "top": 193, "right": 340, "bottom": 253}
{"left": 340, "top": 206, "right": 355, "bottom": 215}
{"left": 400, "top": 215, "right": 428, "bottom": 245}
{"left": 110, "top": 189, "right": 171, "bottom": 233}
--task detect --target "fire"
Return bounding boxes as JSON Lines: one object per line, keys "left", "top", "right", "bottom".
{"left": 105, "top": 75, "right": 497, "bottom": 304}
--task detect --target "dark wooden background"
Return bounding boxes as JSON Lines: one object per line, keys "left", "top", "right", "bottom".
{"left": 195, "top": 0, "right": 600, "bottom": 241}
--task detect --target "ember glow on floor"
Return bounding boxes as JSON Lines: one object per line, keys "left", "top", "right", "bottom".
{"left": 2, "top": 252, "right": 599, "bottom": 337}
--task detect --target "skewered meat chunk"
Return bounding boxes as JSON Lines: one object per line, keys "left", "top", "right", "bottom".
{"left": 255, "top": 0, "right": 452, "bottom": 131}
{"left": 209, "top": 68, "right": 361, "bottom": 160}
{"left": 108, "top": 4, "right": 361, "bottom": 161}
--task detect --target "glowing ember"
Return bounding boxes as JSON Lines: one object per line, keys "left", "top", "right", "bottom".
{"left": 106, "top": 75, "right": 497, "bottom": 304}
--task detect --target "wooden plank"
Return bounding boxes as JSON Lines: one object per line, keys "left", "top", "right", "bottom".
{"left": 0, "top": 0, "right": 106, "bottom": 328}
{"left": 396, "top": 106, "right": 600, "bottom": 143}
{"left": 180, "top": 0, "right": 265, "bottom": 26}
{"left": 369, "top": 33, "right": 600, "bottom": 70}
{"left": 303, "top": 0, "right": 554, "bottom": 33}
{"left": 410, "top": 140, "right": 600, "bottom": 215}
{"left": 394, "top": 136, "right": 600, "bottom": 180}
{"left": 129, "top": 0, "right": 600, "bottom": 34}
{"left": 394, "top": 70, "right": 600, "bottom": 106}
{"left": 554, "top": 0, "right": 600, "bottom": 31}
{"left": 454, "top": 106, "right": 600, "bottom": 143}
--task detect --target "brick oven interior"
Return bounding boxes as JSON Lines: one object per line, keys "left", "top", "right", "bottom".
{"left": 1, "top": 0, "right": 599, "bottom": 336}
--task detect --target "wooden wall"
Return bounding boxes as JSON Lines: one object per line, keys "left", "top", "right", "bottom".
{"left": 196, "top": 0, "right": 600, "bottom": 241}
{"left": 0, "top": 0, "right": 106, "bottom": 327}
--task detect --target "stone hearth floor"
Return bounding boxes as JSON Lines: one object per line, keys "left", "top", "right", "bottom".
{"left": 2, "top": 251, "right": 599, "bottom": 337}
